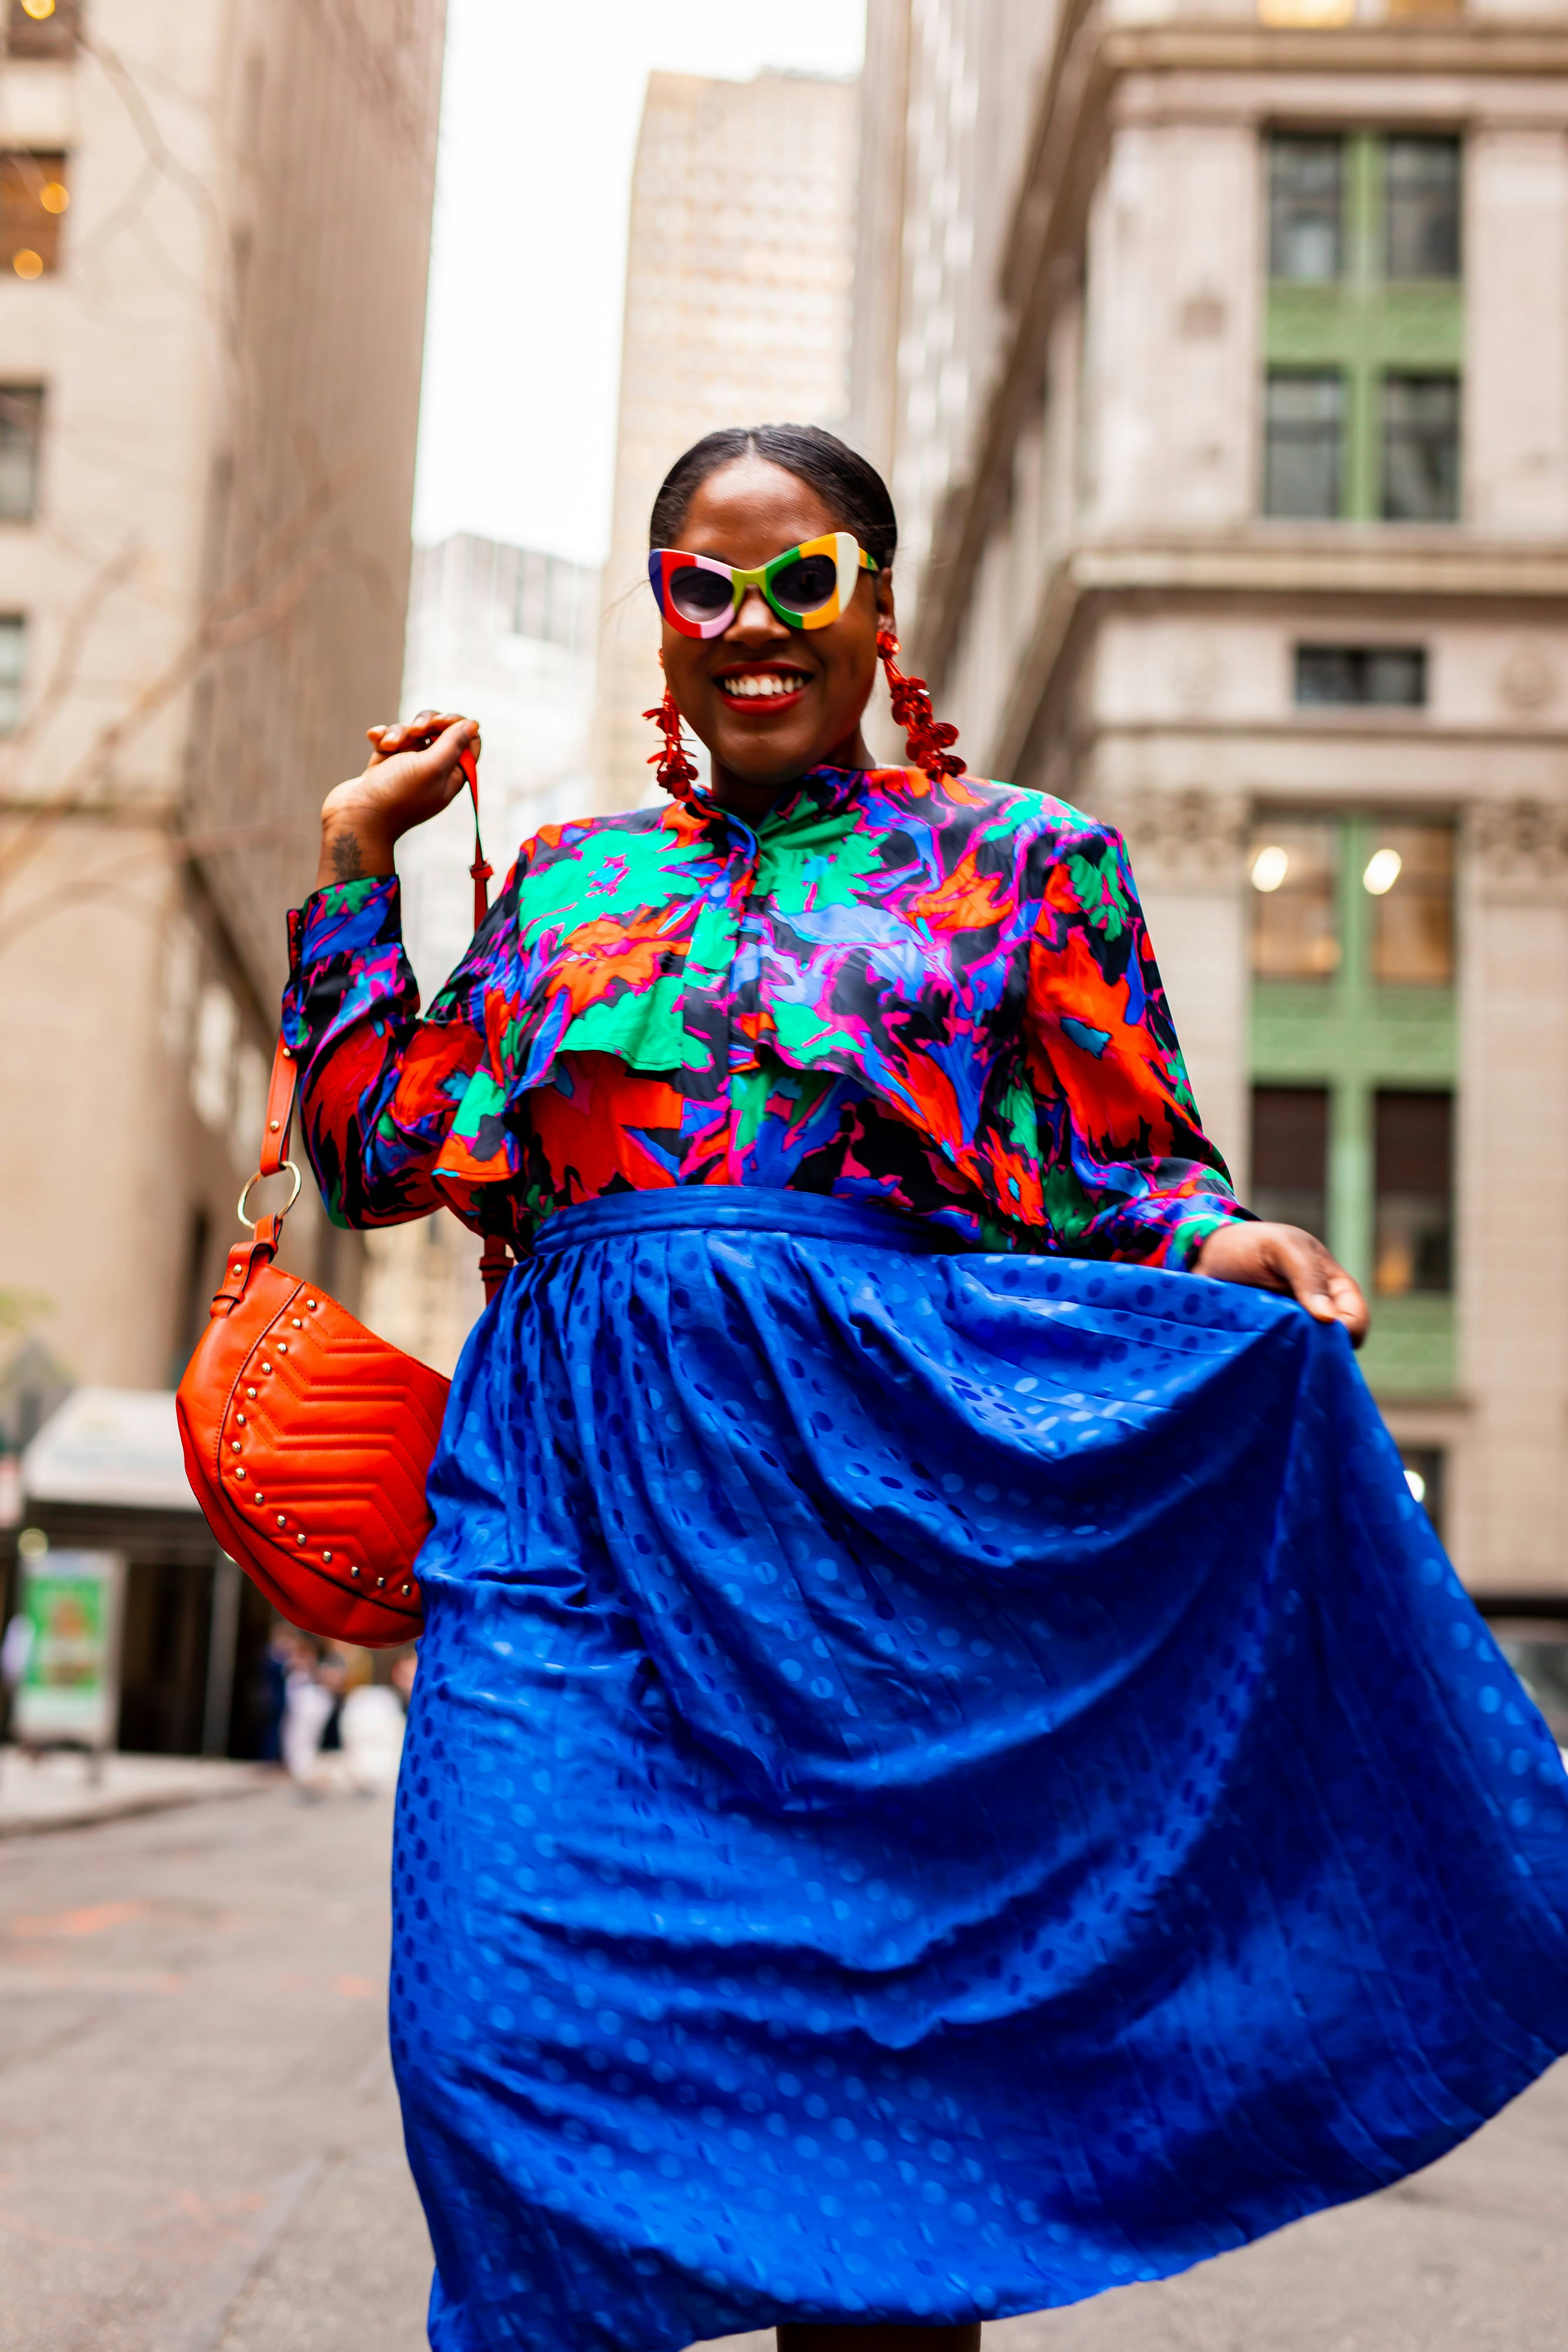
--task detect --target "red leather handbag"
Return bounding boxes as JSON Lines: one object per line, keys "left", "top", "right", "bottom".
{"left": 176, "top": 751, "right": 511, "bottom": 1646}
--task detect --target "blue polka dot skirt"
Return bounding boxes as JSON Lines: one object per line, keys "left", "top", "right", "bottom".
{"left": 389, "top": 1188, "right": 1568, "bottom": 2352}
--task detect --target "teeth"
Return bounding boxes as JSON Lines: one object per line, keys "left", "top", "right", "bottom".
{"left": 724, "top": 673, "right": 806, "bottom": 699}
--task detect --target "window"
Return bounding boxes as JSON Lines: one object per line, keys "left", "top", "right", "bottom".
{"left": 1397, "top": 1444, "right": 1446, "bottom": 1542}
{"left": 0, "top": 615, "right": 22, "bottom": 731}
{"left": 1268, "top": 135, "right": 1343, "bottom": 282}
{"left": 1382, "top": 375, "right": 1460, "bottom": 522}
{"left": 1374, "top": 1090, "right": 1453, "bottom": 1295}
{"left": 0, "top": 385, "right": 43, "bottom": 520}
{"left": 1263, "top": 131, "right": 1463, "bottom": 523}
{"left": 1493, "top": 1629, "right": 1568, "bottom": 1745}
{"left": 6, "top": 0, "right": 79, "bottom": 56}
{"left": 1263, "top": 372, "right": 1342, "bottom": 520}
{"left": 1385, "top": 138, "right": 1461, "bottom": 280}
{"left": 1, "top": 151, "right": 69, "bottom": 278}
{"left": 1365, "top": 821, "right": 1454, "bottom": 985}
{"left": 1295, "top": 645, "right": 1426, "bottom": 707}
{"left": 178, "top": 1208, "right": 213, "bottom": 1371}
{"left": 1249, "top": 817, "right": 1340, "bottom": 978}
{"left": 1251, "top": 1086, "right": 1329, "bottom": 1238}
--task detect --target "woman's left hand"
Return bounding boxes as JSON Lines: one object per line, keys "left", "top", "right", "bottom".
{"left": 1192, "top": 1221, "right": 1369, "bottom": 1347}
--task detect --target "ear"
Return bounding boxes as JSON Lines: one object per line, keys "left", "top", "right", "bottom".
{"left": 874, "top": 566, "right": 897, "bottom": 629}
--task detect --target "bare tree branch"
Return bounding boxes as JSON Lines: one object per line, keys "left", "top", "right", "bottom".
{"left": 0, "top": 455, "right": 389, "bottom": 898}
{"left": 0, "top": 819, "right": 294, "bottom": 956}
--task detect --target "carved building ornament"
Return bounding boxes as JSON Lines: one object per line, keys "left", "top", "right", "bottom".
{"left": 1496, "top": 643, "right": 1557, "bottom": 716}
{"left": 1110, "top": 787, "right": 1249, "bottom": 891}
{"left": 1466, "top": 798, "right": 1568, "bottom": 898}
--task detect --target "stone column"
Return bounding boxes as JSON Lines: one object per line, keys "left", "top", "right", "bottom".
{"left": 1459, "top": 798, "right": 1568, "bottom": 1594}
{"left": 1106, "top": 786, "right": 1252, "bottom": 1185}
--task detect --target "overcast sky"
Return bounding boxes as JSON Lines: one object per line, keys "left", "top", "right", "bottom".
{"left": 412, "top": 0, "right": 868, "bottom": 570}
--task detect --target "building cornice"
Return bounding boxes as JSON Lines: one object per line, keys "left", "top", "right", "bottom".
{"left": 991, "top": 533, "right": 1568, "bottom": 780}
{"left": 912, "top": 6, "right": 1568, "bottom": 687}
{"left": 1075, "top": 531, "right": 1568, "bottom": 599}
{"left": 1101, "top": 21, "right": 1568, "bottom": 81}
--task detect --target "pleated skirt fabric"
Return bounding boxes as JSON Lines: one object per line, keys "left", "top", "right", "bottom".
{"left": 389, "top": 1188, "right": 1568, "bottom": 2352}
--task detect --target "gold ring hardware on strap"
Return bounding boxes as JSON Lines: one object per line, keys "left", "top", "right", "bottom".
{"left": 238, "top": 1161, "right": 303, "bottom": 1230}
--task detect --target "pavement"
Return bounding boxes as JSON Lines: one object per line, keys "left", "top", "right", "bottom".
{"left": 1, "top": 1783, "right": 1565, "bottom": 2352}
{"left": 0, "top": 1747, "right": 273, "bottom": 1838}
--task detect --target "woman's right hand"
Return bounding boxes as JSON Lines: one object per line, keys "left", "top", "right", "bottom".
{"left": 315, "top": 709, "right": 480, "bottom": 891}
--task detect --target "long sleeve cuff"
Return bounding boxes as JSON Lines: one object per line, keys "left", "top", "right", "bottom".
{"left": 282, "top": 875, "right": 406, "bottom": 1051}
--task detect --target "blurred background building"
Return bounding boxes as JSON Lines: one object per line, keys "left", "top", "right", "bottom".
{"left": 591, "top": 67, "right": 858, "bottom": 810}
{"left": 362, "top": 532, "right": 599, "bottom": 1375}
{"left": 852, "top": 0, "right": 1568, "bottom": 1605}
{"left": 0, "top": 0, "right": 446, "bottom": 1748}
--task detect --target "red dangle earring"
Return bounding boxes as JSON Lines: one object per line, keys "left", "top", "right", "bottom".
{"left": 643, "top": 666, "right": 698, "bottom": 801}
{"left": 877, "top": 627, "right": 965, "bottom": 789}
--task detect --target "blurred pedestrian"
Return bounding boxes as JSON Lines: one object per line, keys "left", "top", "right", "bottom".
{"left": 1, "top": 1611, "right": 34, "bottom": 1745}
{"left": 279, "top": 1638, "right": 333, "bottom": 1793}
{"left": 341, "top": 1678, "right": 406, "bottom": 1794}
{"left": 278, "top": 425, "right": 1568, "bottom": 2352}
{"left": 316, "top": 1649, "right": 347, "bottom": 1757}
{"left": 255, "top": 1622, "right": 299, "bottom": 1765}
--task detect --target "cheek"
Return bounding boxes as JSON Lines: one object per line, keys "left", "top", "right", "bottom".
{"left": 660, "top": 633, "right": 704, "bottom": 703}
{"left": 820, "top": 633, "right": 877, "bottom": 714}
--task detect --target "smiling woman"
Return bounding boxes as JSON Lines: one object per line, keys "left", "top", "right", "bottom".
{"left": 644, "top": 426, "right": 900, "bottom": 817}
{"left": 276, "top": 423, "right": 1568, "bottom": 2352}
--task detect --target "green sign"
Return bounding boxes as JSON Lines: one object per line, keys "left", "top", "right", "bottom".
{"left": 14, "top": 1549, "right": 123, "bottom": 1746}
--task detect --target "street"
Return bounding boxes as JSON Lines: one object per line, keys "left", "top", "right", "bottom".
{"left": 2, "top": 1785, "right": 1565, "bottom": 2352}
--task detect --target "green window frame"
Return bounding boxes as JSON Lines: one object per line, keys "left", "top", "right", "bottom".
{"left": 1248, "top": 812, "right": 1459, "bottom": 1396}
{"left": 1263, "top": 131, "right": 1463, "bottom": 523}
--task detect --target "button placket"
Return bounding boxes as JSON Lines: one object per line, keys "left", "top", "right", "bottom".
{"left": 683, "top": 811, "right": 757, "bottom": 1102}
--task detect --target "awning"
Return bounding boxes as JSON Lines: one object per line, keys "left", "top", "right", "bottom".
{"left": 20, "top": 1388, "right": 199, "bottom": 1514}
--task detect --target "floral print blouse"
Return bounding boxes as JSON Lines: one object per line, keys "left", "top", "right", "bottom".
{"left": 282, "top": 764, "right": 1249, "bottom": 1266}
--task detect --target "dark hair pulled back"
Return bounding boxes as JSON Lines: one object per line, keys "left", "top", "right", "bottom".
{"left": 648, "top": 423, "right": 898, "bottom": 570}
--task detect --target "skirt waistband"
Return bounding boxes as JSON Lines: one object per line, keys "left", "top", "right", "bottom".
{"left": 529, "top": 1187, "right": 979, "bottom": 1259}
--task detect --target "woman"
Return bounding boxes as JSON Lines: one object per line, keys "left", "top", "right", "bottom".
{"left": 285, "top": 427, "right": 1568, "bottom": 2352}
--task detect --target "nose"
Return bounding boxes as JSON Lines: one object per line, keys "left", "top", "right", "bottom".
{"left": 726, "top": 583, "right": 791, "bottom": 646}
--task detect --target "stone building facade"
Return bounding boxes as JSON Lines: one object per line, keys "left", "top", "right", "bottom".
{"left": 0, "top": 0, "right": 446, "bottom": 1414}
{"left": 592, "top": 68, "right": 858, "bottom": 811}
{"left": 854, "top": 0, "right": 1568, "bottom": 1601}
{"left": 362, "top": 533, "right": 600, "bottom": 1379}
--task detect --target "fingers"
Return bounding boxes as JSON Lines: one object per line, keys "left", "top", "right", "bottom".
{"left": 1322, "top": 1261, "right": 1370, "bottom": 1348}
{"left": 363, "top": 711, "right": 480, "bottom": 779}
{"left": 408, "top": 716, "right": 480, "bottom": 798}
{"left": 1268, "top": 1230, "right": 1369, "bottom": 1346}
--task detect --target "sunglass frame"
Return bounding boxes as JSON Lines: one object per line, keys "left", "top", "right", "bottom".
{"left": 648, "top": 532, "right": 878, "bottom": 640}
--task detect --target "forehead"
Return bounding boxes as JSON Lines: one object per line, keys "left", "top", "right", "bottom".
{"left": 678, "top": 456, "right": 841, "bottom": 564}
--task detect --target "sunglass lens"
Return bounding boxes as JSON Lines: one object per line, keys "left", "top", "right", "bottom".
{"left": 668, "top": 566, "right": 732, "bottom": 624}
{"left": 770, "top": 553, "right": 840, "bottom": 615}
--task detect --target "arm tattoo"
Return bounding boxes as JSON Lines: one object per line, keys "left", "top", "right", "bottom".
{"left": 329, "top": 830, "right": 366, "bottom": 881}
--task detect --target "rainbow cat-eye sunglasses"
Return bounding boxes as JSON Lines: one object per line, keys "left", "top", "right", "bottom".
{"left": 648, "top": 532, "right": 878, "bottom": 639}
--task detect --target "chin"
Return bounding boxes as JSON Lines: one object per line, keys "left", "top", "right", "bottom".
{"left": 712, "top": 730, "right": 818, "bottom": 783}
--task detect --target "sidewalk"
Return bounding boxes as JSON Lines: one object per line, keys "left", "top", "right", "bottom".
{"left": 0, "top": 1745, "right": 273, "bottom": 1837}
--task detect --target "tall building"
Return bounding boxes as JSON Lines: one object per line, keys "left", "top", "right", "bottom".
{"left": 362, "top": 533, "right": 600, "bottom": 1378}
{"left": 592, "top": 68, "right": 859, "bottom": 811}
{"left": 0, "top": 0, "right": 446, "bottom": 1416}
{"left": 855, "top": 0, "right": 1568, "bottom": 1605}
{"left": 0, "top": 0, "right": 446, "bottom": 1749}
{"left": 394, "top": 534, "right": 600, "bottom": 1001}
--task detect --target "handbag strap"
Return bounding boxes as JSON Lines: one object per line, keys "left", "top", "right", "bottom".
{"left": 232, "top": 742, "right": 516, "bottom": 1304}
